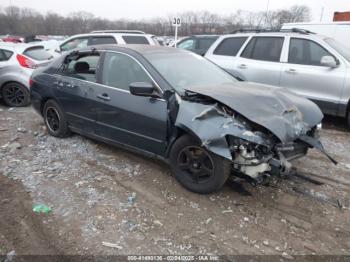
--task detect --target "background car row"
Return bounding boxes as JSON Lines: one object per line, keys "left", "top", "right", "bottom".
{"left": 1, "top": 26, "right": 350, "bottom": 127}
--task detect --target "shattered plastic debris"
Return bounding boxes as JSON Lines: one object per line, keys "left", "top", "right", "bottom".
{"left": 102, "top": 241, "right": 123, "bottom": 249}
{"left": 128, "top": 192, "right": 137, "bottom": 205}
{"left": 32, "top": 204, "right": 52, "bottom": 214}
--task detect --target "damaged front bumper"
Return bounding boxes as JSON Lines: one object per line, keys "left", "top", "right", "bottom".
{"left": 175, "top": 98, "right": 336, "bottom": 184}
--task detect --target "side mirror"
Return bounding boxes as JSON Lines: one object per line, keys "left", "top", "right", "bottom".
{"left": 55, "top": 48, "right": 61, "bottom": 54}
{"left": 320, "top": 56, "right": 338, "bottom": 68}
{"left": 129, "top": 82, "right": 157, "bottom": 97}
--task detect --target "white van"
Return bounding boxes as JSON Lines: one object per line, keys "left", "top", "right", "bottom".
{"left": 282, "top": 22, "right": 350, "bottom": 49}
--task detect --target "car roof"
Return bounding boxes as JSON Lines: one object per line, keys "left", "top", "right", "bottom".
{"left": 191, "top": 35, "right": 219, "bottom": 38}
{"left": 221, "top": 32, "right": 326, "bottom": 38}
{"left": 79, "top": 44, "right": 189, "bottom": 56}
{"left": 66, "top": 33, "right": 154, "bottom": 39}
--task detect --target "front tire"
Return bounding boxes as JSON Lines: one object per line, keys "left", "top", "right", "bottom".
{"left": 1, "top": 82, "right": 30, "bottom": 107}
{"left": 169, "top": 135, "right": 231, "bottom": 194}
{"left": 43, "top": 100, "right": 71, "bottom": 138}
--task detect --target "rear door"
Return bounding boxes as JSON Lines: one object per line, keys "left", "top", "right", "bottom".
{"left": 280, "top": 37, "right": 345, "bottom": 115}
{"left": 205, "top": 36, "right": 249, "bottom": 78}
{"left": 235, "top": 36, "right": 285, "bottom": 86}
{"left": 93, "top": 51, "right": 168, "bottom": 155}
{"left": 54, "top": 52, "right": 102, "bottom": 134}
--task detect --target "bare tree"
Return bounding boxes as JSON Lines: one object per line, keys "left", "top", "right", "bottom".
{"left": 0, "top": 4, "right": 311, "bottom": 36}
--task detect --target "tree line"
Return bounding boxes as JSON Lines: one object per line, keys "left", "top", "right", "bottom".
{"left": 0, "top": 5, "right": 311, "bottom": 36}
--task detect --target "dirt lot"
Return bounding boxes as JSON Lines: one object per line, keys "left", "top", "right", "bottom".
{"left": 1, "top": 104, "right": 350, "bottom": 258}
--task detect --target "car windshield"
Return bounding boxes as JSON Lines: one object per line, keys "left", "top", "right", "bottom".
{"left": 145, "top": 51, "right": 237, "bottom": 93}
{"left": 324, "top": 37, "right": 350, "bottom": 62}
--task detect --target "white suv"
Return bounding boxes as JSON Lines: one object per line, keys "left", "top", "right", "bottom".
{"left": 57, "top": 30, "right": 159, "bottom": 53}
{"left": 205, "top": 29, "right": 350, "bottom": 125}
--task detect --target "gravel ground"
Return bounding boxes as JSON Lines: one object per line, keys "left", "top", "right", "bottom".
{"left": 0, "top": 104, "right": 350, "bottom": 258}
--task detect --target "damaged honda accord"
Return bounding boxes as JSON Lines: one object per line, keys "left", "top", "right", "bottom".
{"left": 30, "top": 45, "right": 336, "bottom": 194}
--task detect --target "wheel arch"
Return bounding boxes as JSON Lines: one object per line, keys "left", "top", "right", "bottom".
{"left": 40, "top": 97, "right": 62, "bottom": 115}
{"left": 165, "top": 125, "right": 202, "bottom": 158}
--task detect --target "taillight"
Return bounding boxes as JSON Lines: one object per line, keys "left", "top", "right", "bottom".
{"left": 16, "top": 54, "right": 37, "bottom": 69}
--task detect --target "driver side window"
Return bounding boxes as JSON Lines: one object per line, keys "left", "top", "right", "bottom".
{"left": 288, "top": 38, "right": 334, "bottom": 66}
{"left": 101, "top": 52, "right": 152, "bottom": 91}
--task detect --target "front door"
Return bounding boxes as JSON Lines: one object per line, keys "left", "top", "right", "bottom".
{"left": 280, "top": 37, "right": 345, "bottom": 115}
{"left": 94, "top": 51, "right": 168, "bottom": 155}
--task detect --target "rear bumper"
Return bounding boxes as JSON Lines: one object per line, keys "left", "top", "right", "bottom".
{"left": 30, "top": 89, "right": 42, "bottom": 115}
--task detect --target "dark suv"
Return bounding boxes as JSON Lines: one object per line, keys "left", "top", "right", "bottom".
{"left": 30, "top": 45, "right": 334, "bottom": 194}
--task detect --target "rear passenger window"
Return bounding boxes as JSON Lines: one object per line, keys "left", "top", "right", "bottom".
{"left": 89, "top": 36, "right": 117, "bottom": 45}
{"left": 241, "top": 37, "right": 284, "bottom": 62}
{"left": 213, "top": 37, "right": 247, "bottom": 56}
{"left": 289, "top": 38, "right": 333, "bottom": 66}
{"left": 63, "top": 54, "right": 100, "bottom": 82}
{"left": 122, "top": 36, "right": 149, "bottom": 44}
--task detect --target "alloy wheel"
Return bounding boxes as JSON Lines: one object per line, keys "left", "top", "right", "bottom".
{"left": 3, "top": 84, "right": 26, "bottom": 106}
{"left": 177, "top": 146, "right": 215, "bottom": 184}
{"left": 45, "top": 107, "right": 61, "bottom": 133}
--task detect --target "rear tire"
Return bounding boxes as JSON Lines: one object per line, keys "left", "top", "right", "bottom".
{"left": 1, "top": 82, "right": 30, "bottom": 107}
{"left": 169, "top": 135, "right": 231, "bottom": 194}
{"left": 43, "top": 100, "right": 71, "bottom": 138}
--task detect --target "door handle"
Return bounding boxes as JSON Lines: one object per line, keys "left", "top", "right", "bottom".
{"left": 97, "top": 93, "right": 111, "bottom": 101}
{"left": 285, "top": 68, "right": 297, "bottom": 74}
{"left": 238, "top": 64, "right": 247, "bottom": 69}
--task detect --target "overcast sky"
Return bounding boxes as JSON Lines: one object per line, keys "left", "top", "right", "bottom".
{"left": 1, "top": 0, "right": 349, "bottom": 22}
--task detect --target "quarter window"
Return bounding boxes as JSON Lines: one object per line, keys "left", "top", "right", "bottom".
{"left": 102, "top": 52, "right": 152, "bottom": 91}
{"left": 289, "top": 38, "right": 333, "bottom": 66}
{"left": 0, "top": 49, "right": 13, "bottom": 61}
{"left": 213, "top": 37, "right": 248, "bottom": 56}
{"left": 62, "top": 54, "right": 100, "bottom": 82}
{"left": 241, "top": 37, "right": 284, "bottom": 62}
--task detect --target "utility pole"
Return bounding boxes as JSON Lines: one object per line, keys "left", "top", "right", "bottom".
{"left": 265, "top": 0, "right": 270, "bottom": 26}
{"left": 320, "top": 7, "right": 325, "bottom": 22}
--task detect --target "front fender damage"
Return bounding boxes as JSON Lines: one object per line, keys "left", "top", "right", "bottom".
{"left": 175, "top": 101, "right": 268, "bottom": 161}
{"left": 175, "top": 99, "right": 335, "bottom": 183}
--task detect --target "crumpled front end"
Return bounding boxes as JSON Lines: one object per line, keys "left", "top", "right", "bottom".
{"left": 175, "top": 96, "right": 334, "bottom": 183}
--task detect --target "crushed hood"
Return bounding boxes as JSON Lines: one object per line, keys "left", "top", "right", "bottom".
{"left": 185, "top": 82, "right": 323, "bottom": 143}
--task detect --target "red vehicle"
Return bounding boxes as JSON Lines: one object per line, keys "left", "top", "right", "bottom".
{"left": 2, "top": 36, "right": 24, "bottom": 43}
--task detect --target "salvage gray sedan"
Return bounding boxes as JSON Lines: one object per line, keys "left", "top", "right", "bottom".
{"left": 30, "top": 45, "right": 336, "bottom": 194}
